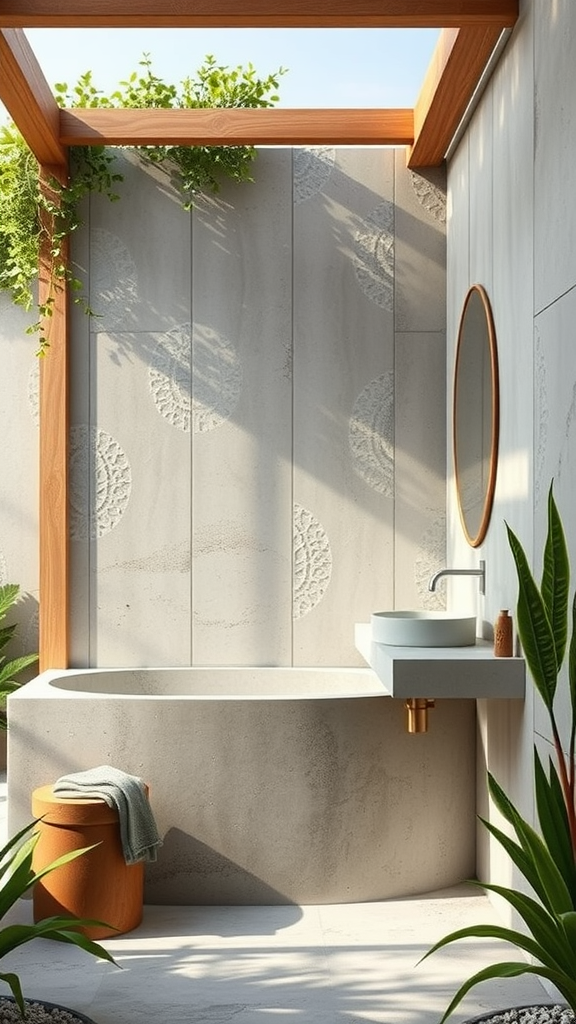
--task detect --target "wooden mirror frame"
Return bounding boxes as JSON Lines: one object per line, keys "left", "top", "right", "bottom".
{"left": 453, "top": 283, "right": 499, "bottom": 548}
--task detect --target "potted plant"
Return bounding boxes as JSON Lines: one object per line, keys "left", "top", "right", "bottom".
{"left": 0, "top": 819, "right": 116, "bottom": 1021}
{"left": 0, "top": 583, "right": 38, "bottom": 731}
{"left": 422, "top": 481, "right": 576, "bottom": 1021}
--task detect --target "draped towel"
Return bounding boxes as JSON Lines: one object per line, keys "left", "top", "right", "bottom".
{"left": 53, "top": 765, "right": 162, "bottom": 865}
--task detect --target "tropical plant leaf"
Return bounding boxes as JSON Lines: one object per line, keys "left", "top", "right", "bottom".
{"left": 421, "top": 919, "right": 569, "bottom": 974}
{"left": 506, "top": 521, "right": 558, "bottom": 712}
{"left": 0, "top": 820, "right": 41, "bottom": 875}
{"left": 541, "top": 481, "right": 570, "bottom": 671}
{"left": 480, "top": 882, "right": 576, "bottom": 973}
{"left": 0, "top": 682, "right": 20, "bottom": 700}
{"left": 0, "top": 828, "right": 99, "bottom": 919}
{"left": 435, "top": 960, "right": 576, "bottom": 1024}
{"left": 0, "top": 623, "right": 16, "bottom": 653}
{"left": 0, "top": 922, "right": 116, "bottom": 964}
{"left": 0, "top": 822, "right": 118, "bottom": 1008}
{"left": 480, "top": 815, "right": 546, "bottom": 903}
{"left": 427, "top": 487, "right": 576, "bottom": 1022}
{"left": 0, "top": 585, "right": 20, "bottom": 620}
{"left": 560, "top": 911, "right": 576, "bottom": 959}
{"left": 0, "top": 972, "right": 24, "bottom": 1016}
{"left": 569, "top": 591, "right": 576, "bottom": 740}
{"left": 486, "top": 772, "right": 573, "bottom": 914}
{"left": 0, "top": 839, "right": 38, "bottom": 920}
{"left": 534, "top": 751, "right": 576, "bottom": 902}
{"left": 31, "top": 921, "right": 118, "bottom": 961}
{"left": 0, "top": 653, "right": 38, "bottom": 687}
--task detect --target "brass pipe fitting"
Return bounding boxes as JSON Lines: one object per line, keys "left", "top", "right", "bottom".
{"left": 405, "top": 698, "right": 435, "bottom": 733}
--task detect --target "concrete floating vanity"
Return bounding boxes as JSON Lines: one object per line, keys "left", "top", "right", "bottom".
{"left": 355, "top": 623, "right": 525, "bottom": 699}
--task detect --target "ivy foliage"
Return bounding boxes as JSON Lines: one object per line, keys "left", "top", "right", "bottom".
{"left": 0, "top": 54, "right": 286, "bottom": 351}
{"left": 56, "top": 54, "right": 287, "bottom": 200}
{"left": 0, "top": 129, "right": 44, "bottom": 310}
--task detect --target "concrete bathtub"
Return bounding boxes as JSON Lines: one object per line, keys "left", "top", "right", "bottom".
{"left": 8, "top": 667, "right": 476, "bottom": 905}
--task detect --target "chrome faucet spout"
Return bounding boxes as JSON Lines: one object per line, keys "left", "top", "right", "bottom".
{"left": 428, "top": 559, "right": 485, "bottom": 596}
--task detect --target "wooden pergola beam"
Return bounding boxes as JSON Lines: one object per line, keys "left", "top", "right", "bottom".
{"left": 0, "top": 29, "right": 67, "bottom": 165}
{"left": 0, "top": 0, "right": 519, "bottom": 29}
{"left": 59, "top": 107, "right": 414, "bottom": 147}
{"left": 38, "top": 165, "right": 70, "bottom": 672}
{"left": 408, "top": 24, "right": 505, "bottom": 166}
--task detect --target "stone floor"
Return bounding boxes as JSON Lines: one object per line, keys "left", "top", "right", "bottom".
{"left": 0, "top": 772, "right": 553, "bottom": 1024}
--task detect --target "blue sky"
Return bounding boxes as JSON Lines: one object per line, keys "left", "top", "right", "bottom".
{"left": 5, "top": 27, "right": 440, "bottom": 112}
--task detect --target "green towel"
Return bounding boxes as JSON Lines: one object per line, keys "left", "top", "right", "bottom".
{"left": 53, "top": 765, "right": 162, "bottom": 865}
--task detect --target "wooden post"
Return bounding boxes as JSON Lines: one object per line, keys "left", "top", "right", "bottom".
{"left": 38, "top": 162, "right": 70, "bottom": 670}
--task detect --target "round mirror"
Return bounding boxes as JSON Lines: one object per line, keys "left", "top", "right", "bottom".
{"left": 453, "top": 284, "right": 499, "bottom": 548}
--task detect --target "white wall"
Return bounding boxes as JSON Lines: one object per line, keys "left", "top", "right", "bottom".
{"left": 447, "top": 0, "right": 576, "bottom": 894}
{"left": 65, "top": 147, "right": 449, "bottom": 671}
{"left": 0, "top": 301, "right": 39, "bottom": 664}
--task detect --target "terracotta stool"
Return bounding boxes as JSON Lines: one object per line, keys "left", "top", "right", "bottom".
{"left": 31, "top": 784, "right": 145, "bottom": 939}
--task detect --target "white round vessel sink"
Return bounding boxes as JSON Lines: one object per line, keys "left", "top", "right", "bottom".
{"left": 370, "top": 610, "right": 476, "bottom": 648}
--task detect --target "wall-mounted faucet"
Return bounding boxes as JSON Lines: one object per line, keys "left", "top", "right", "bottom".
{"left": 428, "top": 559, "right": 486, "bottom": 596}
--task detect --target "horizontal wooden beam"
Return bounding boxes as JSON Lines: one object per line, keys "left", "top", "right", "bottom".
{"left": 0, "top": 28, "right": 67, "bottom": 165}
{"left": 59, "top": 107, "right": 415, "bottom": 146}
{"left": 408, "top": 24, "right": 504, "bottom": 165}
{"left": 0, "top": 0, "right": 519, "bottom": 29}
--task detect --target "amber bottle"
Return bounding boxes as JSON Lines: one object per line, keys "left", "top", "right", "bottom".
{"left": 494, "top": 609, "right": 513, "bottom": 657}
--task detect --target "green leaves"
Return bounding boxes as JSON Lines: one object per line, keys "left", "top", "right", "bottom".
{"left": 506, "top": 522, "right": 557, "bottom": 711}
{"left": 125, "top": 54, "right": 288, "bottom": 200}
{"left": 542, "top": 482, "right": 570, "bottom": 669}
{"left": 54, "top": 54, "right": 287, "bottom": 199}
{"left": 0, "top": 126, "right": 40, "bottom": 312}
{"left": 505, "top": 481, "right": 570, "bottom": 714}
{"left": 0, "top": 822, "right": 117, "bottom": 1013}
{"left": 427, "top": 480, "right": 576, "bottom": 1021}
{"left": 1, "top": 53, "right": 287, "bottom": 345}
{"left": 0, "top": 583, "right": 37, "bottom": 730}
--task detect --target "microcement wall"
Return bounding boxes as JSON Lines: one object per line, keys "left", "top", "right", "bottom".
{"left": 0, "top": 147, "right": 448, "bottom": 670}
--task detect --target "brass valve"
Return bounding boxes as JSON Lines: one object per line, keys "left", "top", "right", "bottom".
{"left": 405, "top": 697, "right": 435, "bottom": 733}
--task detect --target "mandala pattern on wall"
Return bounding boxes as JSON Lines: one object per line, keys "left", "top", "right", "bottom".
{"left": 293, "top": 148, "right": 335, "bottom": 204}
{"left": 293, "top": 504, "right": 332, "bottom": 619}
{"left": 69, "top": 426, "right": 132, "bottom": 540}
{"left": 149, "top": 324, "right": 192, "bottom": 432}
{"left": 349, "top": 372, "right": 394, "bottom": 495}
{"left": 353, "top": 201, "right": 394, "bottom": 310}
{"left": 90, "top": 229, "right": 138, "bottom": 331}
{"left": 414, "top": 512, "right": 447, "bottom": 609}
{"left": 149, "top": 323, "right": 242, "bottom": 433}
{"left": 192, "top": 325, "right": 243, "bottom": 433}
{"left": 28, "top": 361, "right": 39, "bottom": 427}
{"left": 409, "top": 171, "right": 447, "bottom": 224}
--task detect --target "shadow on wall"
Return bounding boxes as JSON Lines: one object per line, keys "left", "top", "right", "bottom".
{"left": 79, "top": 148, "right": 447, "bottom": 529}
{"left": 66, "top": 146, "right": 448, "bottom": 664}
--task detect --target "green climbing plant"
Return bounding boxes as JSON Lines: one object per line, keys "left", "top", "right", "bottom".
{"left": 0, "top": 583, "right": 38, "bottom": 730}
{"left": 0, "top": 122, "right": 123, "bottom": 353}
{"left": 0, "top": 54, "right": 286, "bottom": 352}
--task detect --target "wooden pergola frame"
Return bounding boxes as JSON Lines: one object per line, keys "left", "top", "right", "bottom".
{"left": 0, "top": 1, "right": 518, "bottom": 670}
